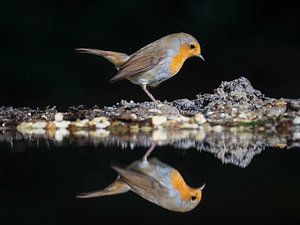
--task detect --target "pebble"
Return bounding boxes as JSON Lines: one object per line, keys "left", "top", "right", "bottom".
{"left": 55, "top": 129, "right": 70, "bottom": 142}
{"left": 89, "top": 129, "right": 110, "bottom": 138}
{"left": 54, "top": 121, "right": 70, "bottom": 129}
{"left": 151, "top": 115, "right": 167, "bottom": 126}
{"left": 293, "top": 117, "right": 300, "bottom": 125}
{"left": 71, "top": 119, "right": 89, "bottom": 128}
{"left": 179, "top": 122, "right": 199, "bottom": 129}
{"left": 54, "top": 113, "right": 64, "bottom": 122}
{"left": 16, "top": 122, "right": 33, "bottom": 133}
{"left": 89, "top": 117, "right": 110, "bottom": 127}
{"left": 152, "top": 129, "right": 167, "bottom": 141}
{"left": 293, "top": 132, "right": 300, "bottom": 140}
{"left": 95, "top": 117, "right": 110, "bottom": 129}
{"left": 32, "top": 121, "right": 47, "bottom": 129}
{"left": 212, "top": 125, "right": 223, "bottom": 132}
{"left": 148, "top": 109, "right": 162, "bottom": 114}
{"left": 194, "top": 113, "right": 207, "bottom": 124}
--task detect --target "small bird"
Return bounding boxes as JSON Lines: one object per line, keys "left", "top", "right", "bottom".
{"left": 77, "top": 145, "right": 205, "bottom": 212}
{"left": 76, "top": 32, "right": 204, "bottom": 102}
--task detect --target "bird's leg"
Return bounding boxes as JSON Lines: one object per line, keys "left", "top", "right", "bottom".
{"left": 143, "top": 143, "right": 156, "bottom": 161}
{"left": 141, "top": 84, "right": 157, "bottom": 103}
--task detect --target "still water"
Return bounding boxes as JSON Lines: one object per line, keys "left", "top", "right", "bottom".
{"left": 0, "top": 129, "right": 299, "bottom": 225}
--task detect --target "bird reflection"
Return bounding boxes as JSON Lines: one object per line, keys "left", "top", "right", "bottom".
{"left": 77, "top": 144, "right": 205, "bottom": 212}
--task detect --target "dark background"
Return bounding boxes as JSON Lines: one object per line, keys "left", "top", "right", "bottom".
{"left": 1, "top": 0, "right": 299, "bottom": 109}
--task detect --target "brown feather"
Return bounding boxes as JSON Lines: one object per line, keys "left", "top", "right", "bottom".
{"left": 75, "top": 48, "right": 129, "bottom": 69}
{"left": 111, "top": 165, "right": 168, "bottom": 193}
{"left": 109, "top": 46, "right": 167, "bottom": 83}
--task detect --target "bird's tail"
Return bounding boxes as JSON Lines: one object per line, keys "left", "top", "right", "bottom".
{"left": 76, "top": 179, "right": 130, "bottom": 198}
{"left": 75, "top": 48, "right": 130, "bottom": 69}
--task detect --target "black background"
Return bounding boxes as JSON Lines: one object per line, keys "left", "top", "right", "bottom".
{"left": 1, "top": 0, "right": 299, "bottom": 109}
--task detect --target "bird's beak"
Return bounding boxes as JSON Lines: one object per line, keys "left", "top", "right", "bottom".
{"left": 198, "top": 54, "right": 205, "bottom": 62}
{"left": 199, "top": 183, "right": 206, "bottom": 191}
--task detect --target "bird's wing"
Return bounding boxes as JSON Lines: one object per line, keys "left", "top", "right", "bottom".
{"left": 109, "top": 47, "right": 167, "bottom": 83}
{"left": 111, "top": 165, "right": 168, "bottom": 193}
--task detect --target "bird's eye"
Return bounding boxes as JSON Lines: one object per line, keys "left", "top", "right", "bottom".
{"left": 191, "top": 195, "right": 197, "bottom": 201}
{"left": 190, "top": 44, "right": 196, "bottom": 49}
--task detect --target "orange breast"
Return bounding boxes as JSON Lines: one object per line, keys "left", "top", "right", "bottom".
{"left": 170, "top": 170, "right": 192, "bottom": 201}
{"left": 169, "top": 45, "right": 189, "bottom": 75}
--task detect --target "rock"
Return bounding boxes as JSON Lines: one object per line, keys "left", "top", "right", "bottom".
{"left": 194, "top": 113, "right": 207, "bottom": 124}
{"left": 95, "top": 117, "right": 110, "bottom": 129}
{"left": 54, "top": 113, "right": 64, "bottom": 122}
{"left": 212, "top": 125, "right": 223, "bottom": 132}
{"left": 151, "top": 116, "right": 167, "bottom": 126}
{"left": 55, "top": 129, "right": 70, "bottom": 142}
{"left": 152, "top": 129, "right": 167, "bottom": 141}
{"left": 179, "top": 122, "right": 199, "bottom": 129}
{"left": 293, "top": 117, "right": 300, "bottom": 125}
{"left": 32, "top": 121, "right": 47, "bottom": 129}
{"left": 54, "top": 121, "right": 70, "bottom": 129}
{"left": 89, "top": 117, "right": 110, "bottom": 126}
{"left": 71, "top": 119, "right": 89, "bottom": 128}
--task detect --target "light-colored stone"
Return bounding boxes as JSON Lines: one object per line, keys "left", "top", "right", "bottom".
{"left": 90, "top": 129, "right": 110, "bottom": 138}
{"left": 212, "top": 125, "right": 223, "bottom": 132}
{"left": 293, "top": 117, "right": 300, "bottom": 125}
{"left": 55, "top": 129, "right": 70, "bottom": 142}
{"left": 152, "top": 129, "right": 167, "bottom": 141}
{"left": 293, "top": 132, "right": 300, "bottom": 140}
{"left": 148, "top": 109, "right": 162, "bottom": 114}
{"left": 179, "top": 122, "right": 199, "bottom": 129}
{"left": 95, "top": 117, "right": 110, "bottom": 129}
{"left": 32, "top": 121, "right": 47, "bottom": 129}
{"left": 54, "top": 113, "right": 64, "bottom": 122}
{"left": 71, "top": 119, "right": 89, "bottom": 128}
{"left": 194, "top": 113, "right": 207, "bottom": 124}
{"left": 16, "top": 122, "right": 33, "bottom": 133}
{"left": 89, "top": 117, "right": 109, "bottom": 126}
{"left": 151, "top": 115, "right": 167, "bottom": 126}
{"left": 54, "top": 121, "right": 70, "bottom": 129}
{"left": 179, "top": 115, "right": 190, "bottom": 122}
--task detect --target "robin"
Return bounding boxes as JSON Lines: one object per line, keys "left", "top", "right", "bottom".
{"left": 76, "top": 32, "right": 204, "bottom": 102}
{"left": 77, "top": 145, "right": 205, "bottom": 212}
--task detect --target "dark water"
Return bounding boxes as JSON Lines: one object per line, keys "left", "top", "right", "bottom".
{"left": 0, "top": 138, "right": 300, "bottom": 225}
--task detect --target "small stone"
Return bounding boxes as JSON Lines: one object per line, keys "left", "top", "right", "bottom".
{"left": 54, "top": 121, "right": 70, "bottom": 129}
{"left": 32, "top": 129, "right": 46, "bottom": 135}
{"left": 129, "top": 124, "right": 139, "bottom": 133}
{"left": 148, "top": 109, "right": 162, "bottom": 114}
{"left": 95, "top": 117, "right": 110, "bottom": 129}
{"left": 55, "top": 129, "right": 70, "bottom": 142}
{"left": 152, "top": 129, "right": 167, "bottom": 141}
{"left": 16, "top": 122, "right": 33, "bottom": 133}
{"left": 293, "top": 132, "right": 300, "bottom": 140}
{"left": 212, "top": 125, "right": 223, "bottom": 132}
{"left": 89, "top": 117, "right": 109, "bottom": 126}
{"left": 194, "top": 113, "right": 207, "bottom": 124}
{"left": 89, "top": 129, "right": 110, "bottom": 138}
{"left": 71, "top": 119, "right": 89, "bottom": 128}
{"left": 293, "top": 117, "right": 300, "bottom": 125}
{"left": 47, "top": 121, "right": 56, "bottom": 130}
{"left": 194, "top": 129, "right": 206, "bottom": 141}
{"left": 74, "top": 130, "right": 89, "bottom": 137}
{"left": 151, "top": 115, "right": 167, "bottom": 126}
{"left": 54, "top": 113, "right": 64, "bottom": 122}
{"left": 179, "top": 122, "right": 199, "bottom": 129}
{"left": 179, "top": 115, "right": 190, "bottom": 122}
{"left": 32, "top": 121, "right": 47, "bottom": 129}
{"left": 140, "top": 126, "right": 153, "bottom": 132}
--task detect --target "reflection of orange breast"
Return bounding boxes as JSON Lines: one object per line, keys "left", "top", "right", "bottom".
{"left": 169, "top": 45, "right": 189, "bottom": 75}
{"left": 170, "top": 170, "right": 192, "bottom": 201}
